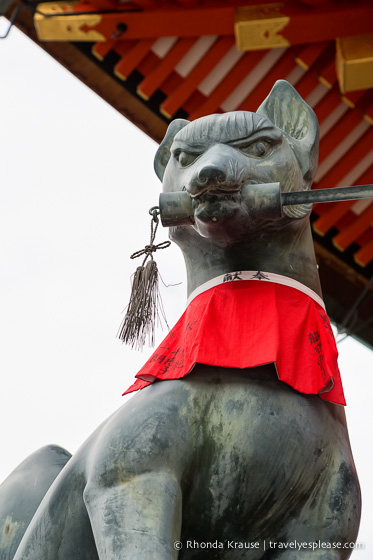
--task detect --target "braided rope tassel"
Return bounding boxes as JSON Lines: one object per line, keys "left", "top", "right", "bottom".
{"left": 118, "top": 208, "right": 170, "bottom": 349}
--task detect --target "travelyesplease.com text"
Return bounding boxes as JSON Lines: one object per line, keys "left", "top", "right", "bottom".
{"left": 173, "top": 539, "right": 365, "bottom": 551}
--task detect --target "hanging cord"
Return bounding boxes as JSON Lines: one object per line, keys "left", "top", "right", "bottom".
{"left": 117, "top": 207, "right": 171, "bottom": 349}
{"left": 130, "top": 207, "right": 170, "bottom": 264}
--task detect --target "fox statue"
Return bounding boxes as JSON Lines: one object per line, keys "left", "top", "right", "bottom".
{"left": 0, "top": 81, "right": 360, "bottom": 560}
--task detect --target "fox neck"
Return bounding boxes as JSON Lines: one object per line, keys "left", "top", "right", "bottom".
{"left": 172, "top": 218, "right": 322, "bottom": 299}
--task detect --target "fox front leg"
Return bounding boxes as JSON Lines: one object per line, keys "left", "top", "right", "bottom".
{"left": 84, "top": 472, "right": 182, "bottom": 560}
{"left": 83, "top": 381, "right": 194, "bottom": 560}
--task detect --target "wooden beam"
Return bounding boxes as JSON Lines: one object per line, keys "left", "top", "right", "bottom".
{"left": 32, "top": 1, "right": 373, "bottom": 47}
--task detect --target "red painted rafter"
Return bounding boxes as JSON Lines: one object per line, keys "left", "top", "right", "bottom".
{"left": 355, "top": 238, "right": 373, "bottom": 267}
{"left": 317, "top": 58, "right": 337, "bottom": 89}
{"left": 313, "top": 200, "right": 355, "bottom": 237}
{"left": 315, "top": 127, "right": 373, "bottom": 191}
{"left": 313, "top": 165, "right": 373, "bottom": 237}
{"left": 342, "top": 90, "right": 371, "bottom": 109}
{"left": 295, "top": 42, "right": 329, "bottom": 70}
{"left": 318, "top": 111, "right": 366, "bottom": 165}
{"left": 188, "top": 50, "right": 267, "bottom": 120}
{"left": 293, "top": 44, "right": 335, "bottom": 100}
{"left": 183, "top": 90, "right": 208, "bottom": 118}
{"left": 92, "top": 39, "right": 117, "bottom": 60}
{"left": 160, "top": 36, "right": 234, "bottom": 118}
{"left": 315, "top": 87, "right": 366, "bottom": 126}
{"left": 315, "top": 87, "right": 345, "bottom": 125}
{"left": 356, "top": 226, "right": 373, "bottom": 251}
{"left": 114, "top": 39, "right": 155, "bottom": 80}
{"left": 137, "top": 38, "right": 198, "bottom": 100}
{"left": 297, "top": 0, "right": 332, "bottom": 6}
{"left": 238, "top": 47, "right": 300, "bottom": 111}
{"left": 131, "top": 0, "right": 158, "bottom": 7}
{"left": 318, "top": 94, "right": 373, "bottom": 164}
{"left": 333, "top": 203, "right": 373, "bottom": 252}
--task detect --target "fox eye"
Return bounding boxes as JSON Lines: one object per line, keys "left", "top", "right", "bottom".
{"left": 174, "top": 150, "right": 200, "bottom": 167}
{"left": 240, "top": 140, "right": 272, "bottom": 158}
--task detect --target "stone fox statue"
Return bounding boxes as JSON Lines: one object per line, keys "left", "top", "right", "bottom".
{"left": 2, "top": 81, "right": 360, "bottom": 560}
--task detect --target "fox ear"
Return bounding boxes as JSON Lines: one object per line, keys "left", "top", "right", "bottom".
{"left": 154, "top": 119, "right": 190, "bottom": 181}
{"left": 257, "top": 80, "right": 319, "bottom": 189}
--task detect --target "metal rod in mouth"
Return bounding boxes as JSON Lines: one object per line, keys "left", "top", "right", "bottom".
{"left": 159, "top": 184, "right": 373, "bottom": 227}
{"left": 282, "top": 184, "right": 373, "bottom": 206}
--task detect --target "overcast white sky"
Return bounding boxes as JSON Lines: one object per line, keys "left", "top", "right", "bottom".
{"left": 0, "top": 21, "right": 372, "bottom": 557}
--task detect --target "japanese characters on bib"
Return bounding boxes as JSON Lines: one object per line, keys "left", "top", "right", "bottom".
{"left": 124, "top": 271, "right": 345, "bottom": 406}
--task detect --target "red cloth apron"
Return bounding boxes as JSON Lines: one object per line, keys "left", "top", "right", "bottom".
{"left": 123, "top": 273, "right": 345, "bottom": 406}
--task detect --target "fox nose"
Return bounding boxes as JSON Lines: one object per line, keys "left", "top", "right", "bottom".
{"left": 196, "top": 165, "right": 226, "bottom": 187}
{"left": 187, "top": 164, "right": 229, "bottom": 196}
{"left": 185, "top": 144, "right": 246, "bottom": 196}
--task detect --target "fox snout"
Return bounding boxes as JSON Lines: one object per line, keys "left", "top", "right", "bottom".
{"left": 186, "top": 146, "right": 247, "bottom": 197}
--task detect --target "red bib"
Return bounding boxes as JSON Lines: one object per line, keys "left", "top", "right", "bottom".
{"left": 123, "top": 273, "right": 345, "bottom": 406}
